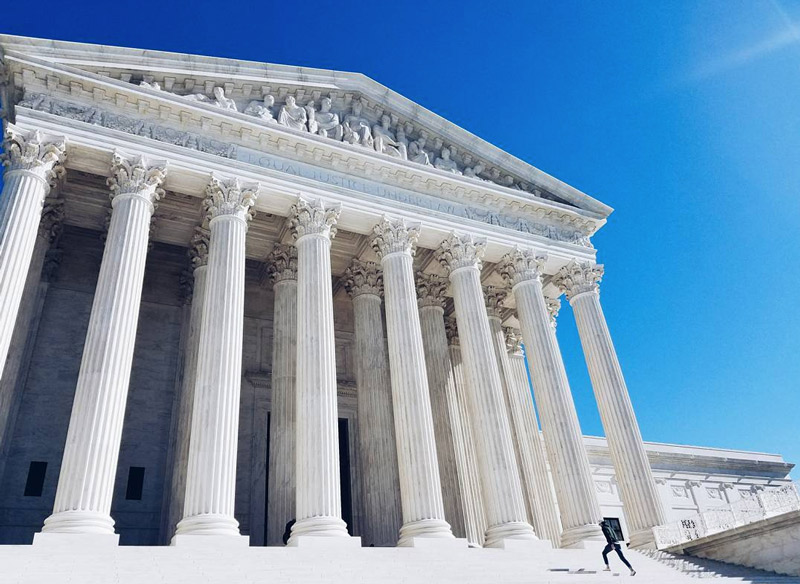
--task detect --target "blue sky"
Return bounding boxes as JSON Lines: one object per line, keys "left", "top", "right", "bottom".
{"left": 2, "top": 1, "right": 798, "bottom": 474}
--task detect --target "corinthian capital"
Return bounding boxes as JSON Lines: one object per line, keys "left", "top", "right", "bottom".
{"left": 265, "top": 244, "right": 298, "bottom": 285}
{"left": 437, "top": 232, "right": 486, "bottom": 275}
{"left": 371, "top": 216, "right": 420, "bottom": 259}
{"left": 189, "top": 226, "right": 210, "bottom": 269}
{"left": 484, "top": 286, "right": 508, "bottom": 318}
{"left": 545, "top": 295, "right": 561, "bottom": 328}
{"left": 343, "top": 259, "right": 382, "bottom": 298}
{"left": 205, "top": 175, "right": 258, "bottom": 223}
{"left": 499, "top": 247, "right": 546, "bottom": 287}
{"left": 108, "top": 152, "right": 167, "bottom": 207}
{"left": 2, "top": 127, "right": 66, "bottom": 188}
{"left": 444, "top": 316, "right": 460, "bottom": 347}
{"left": 504, "top": 327, "right": 524, "bottom": 356}
{"left": 289, "top": 197, "right": 340, "bottom": 240}
{"left": 554, "top": 260, "right": 603, "bottom": 300}
{"left": 416, "top": 273, "right": 448, "bottom": 309}
{"left": 38, "top": 198, "right": 65, "bottom": 244}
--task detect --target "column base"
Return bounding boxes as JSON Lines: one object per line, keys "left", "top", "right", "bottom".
{"left": 397, "top": 518, "right": 454, "bottom": 546}
{"left": 628, "top": 527, "right": 658, "bottom": 549}
{"left": 33, "top": 531, "right": 119, "bottom": 547}
{"left": 484, "top": 521, "right": 538, "bottom": 548}
{"left": 175, "top": 513, "right": 241, "bottom": 537}
{"left": 288, "top": 515, "right": 350, "bottom": 541}
{"left": 40, "top": 509, "right": 116, "bottom": 535}
{"left": 171, "top": 534, "right": 250, "bottom": 548}
{"left": 288, "top": 535, "right": 362, "bottom": 549}
{"left": 559, "top": 523, "right": 605, "bottom": 549}
{"left": 399, "top": 536, "right": 469, "bottom": 549}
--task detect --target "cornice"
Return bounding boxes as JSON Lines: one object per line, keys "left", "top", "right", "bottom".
{"left": 1, "top": 45, "right": 605, "bottom": 236}
{"left": 0, "top": 35, "right": 613, "bottom": 219}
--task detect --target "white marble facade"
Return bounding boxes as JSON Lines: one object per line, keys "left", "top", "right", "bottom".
{"left": 0, "top": 35, "right": 794, "bottom": 555}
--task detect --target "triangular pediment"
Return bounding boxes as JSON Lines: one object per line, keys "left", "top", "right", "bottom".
{"left": 0, "top": 34, "right": 612, "bottom": 222}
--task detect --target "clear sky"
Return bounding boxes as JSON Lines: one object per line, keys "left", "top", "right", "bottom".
{"left": 2, "top": 1, "right": 798, "bottom": 475}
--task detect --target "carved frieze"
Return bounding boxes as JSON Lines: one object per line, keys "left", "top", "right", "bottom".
{"left": 17, "top": 92, "right": 596, "bottom": 247}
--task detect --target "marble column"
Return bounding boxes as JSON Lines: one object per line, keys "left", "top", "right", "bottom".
{"left": 371, "top": 217, "right": 454, "bottom": 545}
{"left": 343, "top": 259, "right": 402, "bottom": 547}
{"left": 162, "top": 227, "right": 209, "bottom": 542}
{"left": 175, "top": 176, "right": 257, "bottom": 540}
{"left": 437, "top": 233, "right": 536, "bottom": 547}
{"left": 288, "top": 197, "right": 351, "bottom": 542}
{"left": 0, "top": 199, "right": 64, "bottom": 483}
{"left": 504, "top": 327, "right": 563, "bottom": 546}
{"left": 40, "top": 153, "right": 165, "bottom": 537}
{"left": 417, "top": 273, "right": 466, "bottom": 538}
{"left": 500, "top": 248, "right": 603, "bottom": 547}
{"left": 265, "top": 244, "right": 299, "bottom": 546}
{"left": 444, "top": 319, "right": 487, "bottom": 547}
{"left": 0, "top": 127, "right": 65, "bottom": 382}
{"left": 555, "top": 260, "right": 666, "bottom": 548}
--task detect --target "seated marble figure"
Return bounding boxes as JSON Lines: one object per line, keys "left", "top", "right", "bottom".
{"left": 277, "top": 95, "right": 308, "bottom": 131}
{"left": 434, "top": 147, "right": 461, "bottom": 174}
{"left": 372, "top": 114, "right": 407, "bottom": 159}
{"left": 244, "top": 94, "right": 276, "bottom": 122}
{"left": 342, "top": 101, "right": 373, "bottom": 147}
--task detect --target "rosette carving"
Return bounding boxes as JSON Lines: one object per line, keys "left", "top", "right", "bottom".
{"left": 371, "top": 216, "right": 420, "bottom": 258}
{"left": 343, "top": 259, "right": 382, "bottom": 298}
{"left": 436, "top": 232, "right": 486, "bottom": 274}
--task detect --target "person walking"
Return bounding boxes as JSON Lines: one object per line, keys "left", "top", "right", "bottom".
{"left": 600, "top": 519, "right": 636, "bottom": 576}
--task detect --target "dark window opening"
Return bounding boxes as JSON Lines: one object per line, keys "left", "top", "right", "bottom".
{"left": 604, "top": 517, "right": 624, "bottom": 541}
{"left": 125, "top": 466, "right": 145, "bottom": 500}
{"left": 24, "top": 461, "right": 47, "bottom": 497}
{"left": 338, "top": 418, "right": 353, "bottom": 535}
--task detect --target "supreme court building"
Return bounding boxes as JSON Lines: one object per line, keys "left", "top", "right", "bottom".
{"left": 0, "top": 35, "right": 793, "bottom": 569}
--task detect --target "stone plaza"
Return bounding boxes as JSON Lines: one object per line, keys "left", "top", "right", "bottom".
{"left": 0, "top": 35, "right": 796, "bottom": 582}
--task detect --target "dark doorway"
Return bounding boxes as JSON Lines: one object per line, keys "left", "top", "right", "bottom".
{"left": 264, "top": 412, "right": 271, "bottom": 545}
{"left": 262, "top": 413, "right": 354, "bottom": 541}
{"left": 338, "top": 418, "right": 353, "bottom": 534}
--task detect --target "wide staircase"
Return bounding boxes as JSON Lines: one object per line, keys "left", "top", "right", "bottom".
{"left": 637, "top": 550, "right": 800, "bottom": 583}
{"left": 6, "top": 541, "right": 800, "bottom": 584}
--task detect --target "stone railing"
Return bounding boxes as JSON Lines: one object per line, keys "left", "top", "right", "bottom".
{"left": 653, "top": 481, "right": 800, "bottom": 549}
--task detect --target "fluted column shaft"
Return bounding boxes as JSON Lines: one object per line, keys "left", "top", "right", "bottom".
{"left": 438, "top": 234, "right": 535, "bottom": 547}
{"left": 505, "top": 330, "right": 563, "bottom": 545}
{"left": 446, "top": 327, "right": 486, "bottom": 547}
{"left": 43, "top": 153, "right": 164, "bottom": 535}
{"left": 372, "top": 218, "right": 453, "bottom": 545}
{"left": 289, "top": 198, "right": 349, "bottom": 541}
{"left": 164, "top": 229, "right": 209, "bottom": 541}
{"left": 176, "top": 177, "right": 256, "bottom": 538}
{"left": 558, "top": 261, "right": 665, "bottom": 547}
{"left": 418, "top": 296, "right": 466, "bottom": 537}
{"left": 501, "top": 249, "right": 602, "bottom": 547}
{"left": 0, "top": 128, "right": 65, "bottom": 381}
{"left": 345, "top": 260, "right": 402, "bottom": 546}
{"left": 266, "top": 245, "right": 298, "bottom": 546}
{"left": 0, "top": 201, "right": 63, "bottom": 482}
